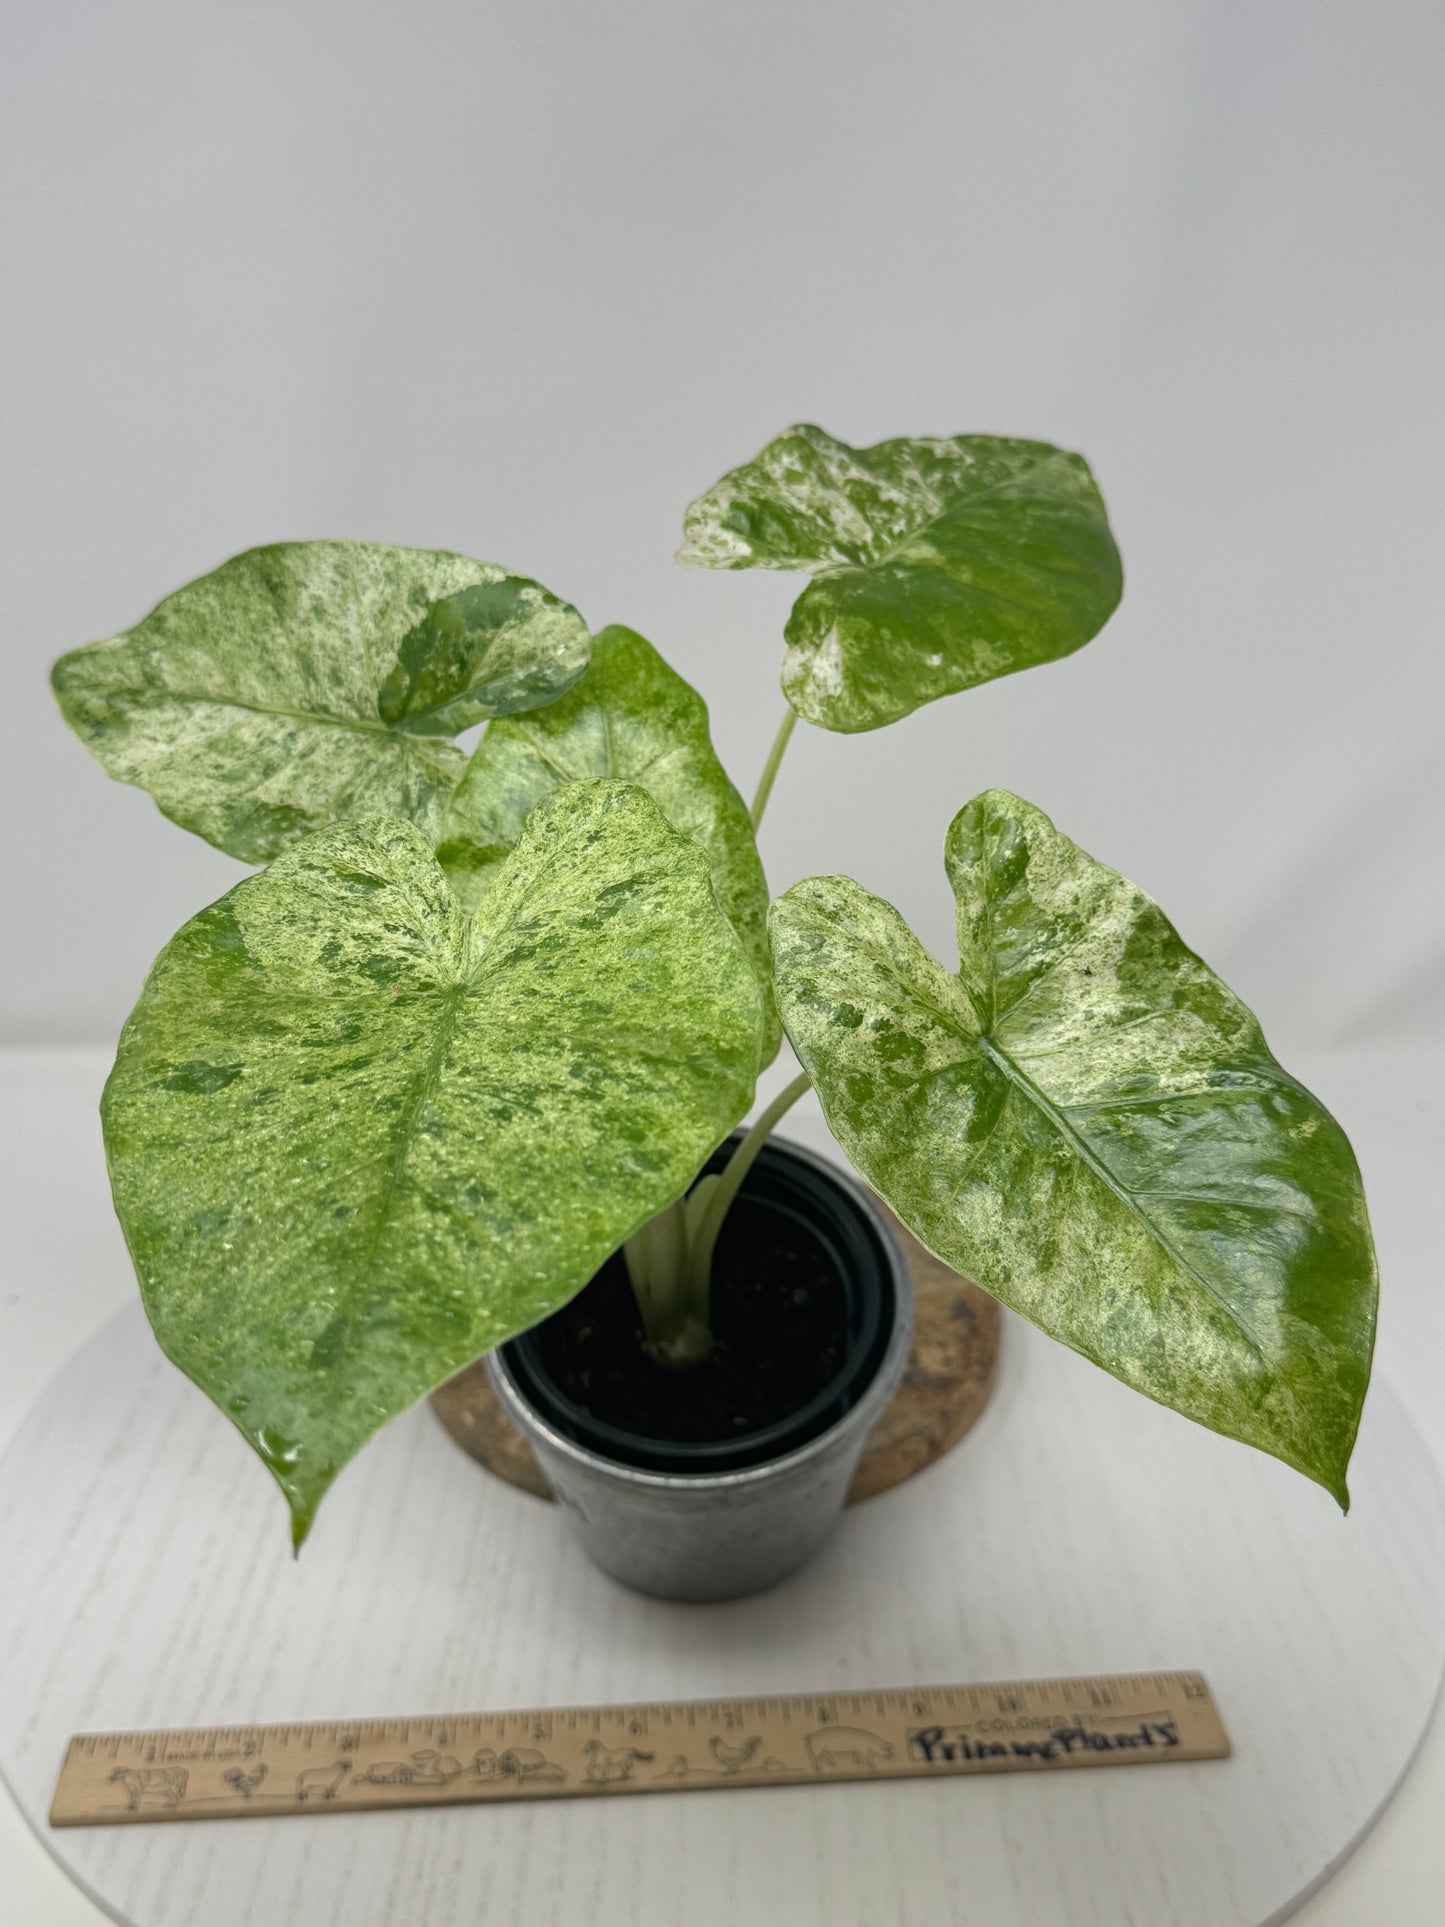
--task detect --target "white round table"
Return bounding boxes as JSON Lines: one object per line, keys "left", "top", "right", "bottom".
{"left": 1, "top": 1269, "right": 1441, "bottom": 1927}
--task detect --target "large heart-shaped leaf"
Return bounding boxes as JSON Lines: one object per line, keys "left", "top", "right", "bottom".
{"left": 770, "top": 790, "right": 1376, "bottom": 1502}
{"left": 53, "top": 542, "right": 591, "bottom": 863}
{"left": 436, "top": 623, "right": 780, "bottom": 1061}
{"left": 102, "top": 782, "right": 764, "bottom": 1544}
{"left": 678, "top": 425, "right": 1122, "bottom": 733}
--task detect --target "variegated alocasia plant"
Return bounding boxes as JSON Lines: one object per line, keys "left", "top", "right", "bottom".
{"left": 55, "top": 425, "right": 1377, "bottom": 1544}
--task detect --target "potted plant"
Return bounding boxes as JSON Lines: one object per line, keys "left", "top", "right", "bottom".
{"left": 52, "top": 425, "right": 1377, "bottom": 1602}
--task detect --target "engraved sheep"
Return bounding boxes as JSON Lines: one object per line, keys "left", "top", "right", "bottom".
{"left": 294, "top": 1760, "right": 351, "bottom": 1802}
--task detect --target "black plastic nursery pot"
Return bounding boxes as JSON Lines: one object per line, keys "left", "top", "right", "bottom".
{"left": 487, "top": 1135, "right": 914, "bottom": 1602}
{"left": 505, "top": 1133, "right": 899, "bottom": 1474}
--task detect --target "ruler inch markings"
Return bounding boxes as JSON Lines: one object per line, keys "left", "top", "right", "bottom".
{"left": 49, "top": 1668, "right": 1229, "bottom": 1828}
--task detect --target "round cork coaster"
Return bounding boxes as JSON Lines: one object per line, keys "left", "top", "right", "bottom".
{"left": 429, "top": 1204, "right": 1001, "bottom": 1506}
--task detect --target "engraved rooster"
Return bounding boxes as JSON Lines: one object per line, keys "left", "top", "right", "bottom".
{"left": 221, "top": 1763, "right": 268, "bottom": 1801}
{"left": 709, "top": 1734, "right": 762, "bottom": 1776}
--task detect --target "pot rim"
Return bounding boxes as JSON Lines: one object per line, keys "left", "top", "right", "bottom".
{"left": 487, "top": 1136, "right": 914, "bottom": 1497}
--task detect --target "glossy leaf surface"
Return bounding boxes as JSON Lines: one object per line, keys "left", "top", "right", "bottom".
{"left": 102, "top": 783, "right": 764, "bottom": 1543}
{"left": 679, "top": 424, "right": 1122, "bottom": 732}
{"left": 770, "top": 790, "right": 1376, "bottom": 1501}
{"left": 437, "top": 623, "right": 780, "bottom": 1060}
{"left": 53, "top": 542, "right": 590, "bottom": 862}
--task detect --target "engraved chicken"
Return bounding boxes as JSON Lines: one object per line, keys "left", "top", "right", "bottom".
{"left": 221, "top": 1764, "right": 268, "bottom": 1801}
{"left": 709, "top": 1734, "right": 762, "bottom": 1775}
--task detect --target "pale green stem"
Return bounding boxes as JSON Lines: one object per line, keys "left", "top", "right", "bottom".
{"left": 749, "top": 707, "right": 798, "bottom": 830}
{"left": 682, "top": 1071, "right": 813, "bottom": 1307}
{"left": 623, "top": 1199, "right": 709, "bottom": 1368}
{"left": 622, "top": 1070, "right": 814, "bottom": 1370}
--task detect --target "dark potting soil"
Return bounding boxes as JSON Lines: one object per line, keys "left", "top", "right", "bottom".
{"left": 534, "top": 1197, "right": 850, "bottom": 1445}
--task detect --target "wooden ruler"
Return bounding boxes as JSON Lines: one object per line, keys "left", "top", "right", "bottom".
{"left": 50, "top": 1670, "right": 1228, "bottom": 1827}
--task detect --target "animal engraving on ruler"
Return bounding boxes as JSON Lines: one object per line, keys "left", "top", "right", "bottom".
{"left": 221, "top": 1763, "right": 268, "bottom": 1801}
{"left": 653, "top": 1734, "right": 769, "bottom": 1782}
{"left": 471, "top": 1746, "right": 567, "bottom": 1786}
{"left": 354, "top": 1749, "right": 463, "bottom": 1788}
{"left": 295, "top": 1761, "right": 351, "bottom": 1802}
{"left": 804, "top": 1726, "right": 895, "bottom": 1773}
{"left": 108, "top": 1766, "right": 188, "bottom": 1813}
{"left": 582, "top": 1739, "right": 654, "bottom": 1784}
{"left": 710, "top": 1733, "right": 762, "bottom": 1775}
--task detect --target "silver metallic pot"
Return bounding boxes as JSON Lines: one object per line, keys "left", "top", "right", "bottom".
{"left": 487, "top": 1138, "right": 913, "bottom": 1602}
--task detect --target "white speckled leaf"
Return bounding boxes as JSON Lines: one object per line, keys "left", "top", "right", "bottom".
{"left": 436, "top": 624, "right": 780, "bottom": 1062}
{"left": 679, "top": 425, "right": 1122, "bottom": 733}
{"left": 102, "top": 783, "right": 764, "bottom": 1544}
{"left": 53, "top": 542, "right": 591, "bottom": 862}
{"left": 770, "top": 790, "right": 1377, "bottom": 1502}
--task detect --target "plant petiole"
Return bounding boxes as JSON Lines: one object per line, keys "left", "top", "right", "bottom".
{"left": 749, "top": 706, "right": 798, "bottom": 829}
{"left": 624, "top": 1071, "right": 813, "bottom": 1369}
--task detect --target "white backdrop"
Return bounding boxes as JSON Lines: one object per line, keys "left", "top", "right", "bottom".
{"left": 2, "top": 0, "right": 1441, "bottom": 1055}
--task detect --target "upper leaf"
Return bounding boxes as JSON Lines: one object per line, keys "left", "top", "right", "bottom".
{"left": 436, "top": 623, "right": 781, "bottom": 1061}
{"left": 679, "top": 425, "right": 1122, "bottom": 733}
{"left": 102, "top": 782, "right": 765, "bottom": 1544}
{"left": 770, "top": 790, "right": 1377, "bottom": 1503}
{"left": 53, "top": 542, "right": 591, "bottom": 863}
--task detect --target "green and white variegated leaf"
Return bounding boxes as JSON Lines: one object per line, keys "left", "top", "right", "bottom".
{"left": 102, "top": 782, "right": 764, "bottom": 1545}
{"left": 436, "top": 623, "right": 780, "bottom": 1062}
{"left": 678, "top": 425, "right": 1122, "bottom": 733}
{"left": 53, "top": 542, "right": 591, "bottom": 863}
{"left": 770, "top": 790, "right": 1377, "bottom": 1503}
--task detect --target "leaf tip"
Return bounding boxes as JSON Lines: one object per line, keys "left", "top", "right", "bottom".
{"left": 1294, "top": 1442, "right": 1354, "bottom": 1515}
{"left": 289, "top": 1499, "right": 317, "bottom": 1557}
